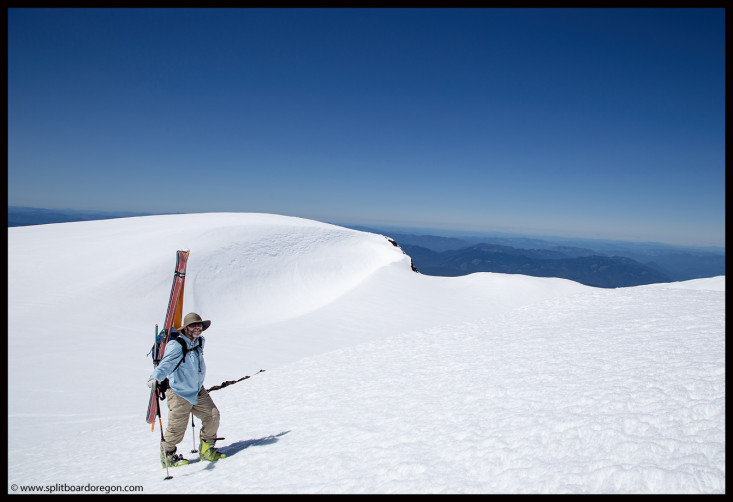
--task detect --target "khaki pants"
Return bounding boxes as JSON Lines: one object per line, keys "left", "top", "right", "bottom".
{"left": 163, "top": 386, "right": 220, "bottom": 453}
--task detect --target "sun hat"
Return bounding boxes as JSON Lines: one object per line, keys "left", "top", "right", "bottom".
{"left": 181, "top": 312, "right": 211, "bottom": 331}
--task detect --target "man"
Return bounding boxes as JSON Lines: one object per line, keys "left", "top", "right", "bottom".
{"left": 148, "top": 312, "right": 225, "bottom": 467}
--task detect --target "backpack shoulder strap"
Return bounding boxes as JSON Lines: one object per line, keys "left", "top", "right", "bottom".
{"left": 170, "top": 337, "right": 202, "bottom": 372}
{"left": 174, "top": 336, "right": 188, "bottom": 353}
{"left": 171, "top": 337, "right": 189, "bottom": 372}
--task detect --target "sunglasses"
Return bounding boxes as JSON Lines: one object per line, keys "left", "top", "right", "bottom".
{"left": 187, "top": 322, "right": 204, "bottom": 329}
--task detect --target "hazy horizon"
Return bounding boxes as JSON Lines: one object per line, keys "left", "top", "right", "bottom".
{"left": 7, "top": 204, "right": 725, "bottom": 251}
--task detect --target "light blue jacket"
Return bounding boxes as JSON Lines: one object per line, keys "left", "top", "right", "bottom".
{"left": 151, "top": 334, "right": 206, "bottom": 405}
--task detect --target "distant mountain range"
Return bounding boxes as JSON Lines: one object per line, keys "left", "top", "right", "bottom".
{"left": 402, "top": 243, "right": 671, "bottom": 288}
{"left": 8, "top": 206, "right": 155, "bottom": 226}
{"left": 350, "top": 228, "right": 724, "bottom": 288}
{"left": 9, "top": 207, "right": 725, "bottom": 289}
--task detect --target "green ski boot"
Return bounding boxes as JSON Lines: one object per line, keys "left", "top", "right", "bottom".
{"left": 160, "top": 449, "right": 190, "bottom": 468}
{"left": 199, "top": 440, "right": 226, "bottom": 462}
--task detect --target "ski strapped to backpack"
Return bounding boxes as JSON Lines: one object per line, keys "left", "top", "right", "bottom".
{"left": 146, "top": 249, "right": 190, "bottom": 426}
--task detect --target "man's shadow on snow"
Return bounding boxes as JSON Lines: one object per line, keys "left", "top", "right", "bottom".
{"left": 189, "top": 431, "right": 291, "bottom": 470}
{"left": 219, "top": 430, "right": 290, "bottom": 457}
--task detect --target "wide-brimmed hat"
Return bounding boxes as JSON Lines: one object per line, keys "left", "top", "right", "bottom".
{"left": 181, "top": 312, "right": 211, "bottom": 331}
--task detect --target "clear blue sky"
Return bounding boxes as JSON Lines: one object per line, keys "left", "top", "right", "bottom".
{"left": 8, "top": 8, "right": 725, "bottom": 247}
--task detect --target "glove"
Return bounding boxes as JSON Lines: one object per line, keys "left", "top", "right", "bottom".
{"left": 147, "top": 378, "right": 159, "bottom": 388}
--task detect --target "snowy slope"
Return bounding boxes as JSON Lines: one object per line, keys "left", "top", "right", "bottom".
{"left": 7, "top": 213, "right": 725, "bottom": 494}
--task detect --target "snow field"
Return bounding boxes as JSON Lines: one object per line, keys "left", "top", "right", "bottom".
{"left": 7, "top": 213, "right": 725, "bottom": 493}
{"left": 204, "top": 286, "right": 722, "bottom": 494}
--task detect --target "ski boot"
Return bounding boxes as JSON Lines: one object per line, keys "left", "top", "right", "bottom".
{"left": 199, "top": 439, "right": 226, "bottom": 462}
{"left": 160, "top": 449, "right": 190, "bottom": 468}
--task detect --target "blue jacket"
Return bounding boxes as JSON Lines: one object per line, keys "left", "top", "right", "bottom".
{"left": 151, "top": 334, "right": 206, "bottom": 405}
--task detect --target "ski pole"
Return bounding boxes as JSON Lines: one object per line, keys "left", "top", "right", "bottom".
{"left": 190, "top": 412, "right": 198, "bottom": 453}
{"left": 159, "top": 426, "right": 172, "bottom": 480}
{"left": 155, "top": 383, "right": 172, "bottom": 480}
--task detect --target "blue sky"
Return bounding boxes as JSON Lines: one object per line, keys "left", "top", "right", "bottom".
{"left": 8, "top": 8, "right": 725, "bottom": 246}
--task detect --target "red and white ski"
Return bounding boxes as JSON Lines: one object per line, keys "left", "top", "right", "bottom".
{"left": 146, "top": 249, "right": 190, "bottom": 426}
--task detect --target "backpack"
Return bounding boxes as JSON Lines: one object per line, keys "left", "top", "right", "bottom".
{"left": 155, "top": 330, "right": 204, "bottom": 400}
